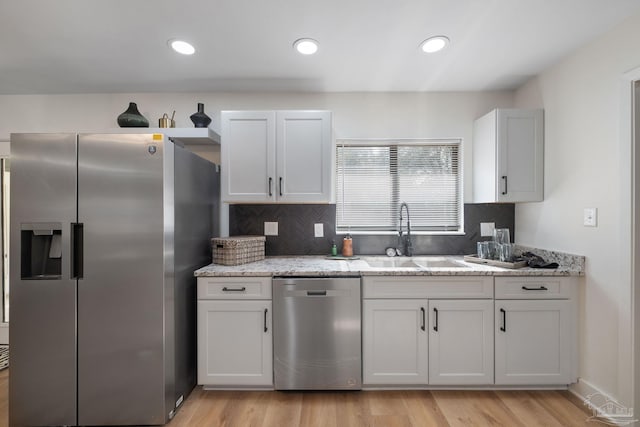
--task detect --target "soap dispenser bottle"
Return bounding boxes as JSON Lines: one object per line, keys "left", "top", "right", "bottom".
{"left": 342, "top": 234, "right": 353, "bottom": 257}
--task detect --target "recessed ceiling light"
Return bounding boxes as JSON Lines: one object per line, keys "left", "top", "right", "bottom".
{"left": 420, "top": 36, "right": 450, "bottom": 53}
{"left": 168, "top": 39, "right": 195, "bottom": 55}
{"left": 293, "top": 38, "right": 319, "bottom": 55}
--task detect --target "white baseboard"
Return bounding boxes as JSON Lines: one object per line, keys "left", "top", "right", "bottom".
{"left": 570, "top": 379, "right": 638, "bottom": 425}
{"left": 0, "top": 323, "right": 7, "bottom": 344}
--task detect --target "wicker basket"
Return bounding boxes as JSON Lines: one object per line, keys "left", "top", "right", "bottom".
{"left": 211, "top": 235, "right": 266, "bottom": 265}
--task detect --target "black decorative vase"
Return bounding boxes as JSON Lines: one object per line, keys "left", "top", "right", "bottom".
{"left": 117, "top": 102, "right": 149, "bottom": 128}
{"left": 190, "top": 103, "right": 212, "bottom": 128}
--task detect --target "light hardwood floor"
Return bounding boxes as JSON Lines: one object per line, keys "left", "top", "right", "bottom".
{"left": 0, "top": 370, "right": 595, "bottom": 427}
{"left": 168, "top": 386, "right": 595, "bottom": 427}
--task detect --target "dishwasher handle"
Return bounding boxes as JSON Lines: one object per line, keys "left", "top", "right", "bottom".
{"left": 280, "top": 289, "right": 350, "bottom": 297}
{"left": 307, "top": 290, "right": 327, "bottom": 296}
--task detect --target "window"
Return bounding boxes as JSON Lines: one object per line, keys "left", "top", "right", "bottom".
{"left": 335, "top": 139, "right": 462, "bottom": 234}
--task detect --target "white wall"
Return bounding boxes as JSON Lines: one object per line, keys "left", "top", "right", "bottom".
{"left": 514, "top": 11, "right": 640, "bottom": 407}
{"left": 0, "top": 91, "right": 513, "bottom": 201}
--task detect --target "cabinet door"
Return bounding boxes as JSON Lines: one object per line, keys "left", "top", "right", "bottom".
{"left": 276, "top": 111, "right": 332, "bottom": 203}
{"left": 496, "top": 109, "right": 543, "bottom": 202}
{"left": 197, "top": 300, "right": 273, "bottom": 386}
{"left": 363, "top": 299, "right": 428, "bottom": 385}
{"left": 495, "top": 300, "right": 571, "bottom": 385}
{"left": 428, "top": 300, "right": 494, "bottom": 385}
{"left": 221, "top": 111, "right": 276, "bottom": 202}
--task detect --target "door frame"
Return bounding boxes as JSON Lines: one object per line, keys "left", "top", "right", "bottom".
{"left": 621, "top": 66, "right": 640, "bottom": 418}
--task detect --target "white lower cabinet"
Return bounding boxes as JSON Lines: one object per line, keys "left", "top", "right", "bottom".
{"left": 362, "top": 276, "right": 494, "bottom": 386}
{"left": 363, "top": 299, "right": 429, "bottom": 384}
{"left": 494, "top": 299, "right": 573, "bottom": 385}
{"left": 494, "top": 276, "right": 577, "bottom": 385}
{"left": 197, "top": 278, "right": 273, "bottom": 387}
{"left": 363, "top": 275, "right": 578, "bottom": 388}
{"left": 428, "top": 299, "right": 494, "bottom": 385}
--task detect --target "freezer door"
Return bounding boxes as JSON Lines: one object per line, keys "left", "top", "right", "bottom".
{"left": 77, "top": 134, "right": 168, "bottom": 425}
{"left": 9, "top": 133, "right": 78, "bottom": 427}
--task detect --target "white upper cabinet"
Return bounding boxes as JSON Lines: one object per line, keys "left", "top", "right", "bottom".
{"left": 221, "top": 110, "right": 332, "bottom": 203}
{"left": 473, "top": 108, "right": 544, "bottom": 203}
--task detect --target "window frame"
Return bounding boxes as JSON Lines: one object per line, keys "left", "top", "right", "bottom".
{"left": 335, "top": 138, "right": 464, "bottom": 236}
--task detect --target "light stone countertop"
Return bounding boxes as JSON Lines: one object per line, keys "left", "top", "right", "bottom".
{"left": 194, "top": 251, "right": 585, "bottom": 278}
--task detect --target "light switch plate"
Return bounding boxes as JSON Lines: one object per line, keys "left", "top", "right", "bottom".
{"left": 583, "top": 208, "right": 597, "bottom": 227}
{"left": 264, "top": 221, "right": 278, "bottom": 236}
{"left": 314, "top": 223, "right": 324, "bottom": 238}
{"left": 480, "top": 222, "right": 495, "bottom": 237}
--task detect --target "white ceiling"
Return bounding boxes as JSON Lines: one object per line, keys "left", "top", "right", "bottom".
{"left": 1, "top": 0, "right": 639, "bottom": 95}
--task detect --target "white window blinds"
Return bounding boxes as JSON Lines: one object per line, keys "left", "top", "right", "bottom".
{"left": 336, "top": 140, "right": 462, "bottom": 233}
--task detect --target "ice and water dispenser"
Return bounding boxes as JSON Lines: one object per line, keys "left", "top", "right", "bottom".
{"left": 20, "top": 223, "right": 62, "bottom": 279}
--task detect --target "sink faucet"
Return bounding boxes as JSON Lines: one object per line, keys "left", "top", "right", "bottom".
{"left": 398, "top": 202, "right": 413, "bottom": 256}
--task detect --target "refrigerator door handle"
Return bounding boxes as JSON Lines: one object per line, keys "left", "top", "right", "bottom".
{"left": 71, "top": 222, "right": 84, "bottom": 279}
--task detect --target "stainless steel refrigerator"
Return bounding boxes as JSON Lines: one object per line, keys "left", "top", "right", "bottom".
{"left": 9, "top": 132, "right": 219, "bottom": 426}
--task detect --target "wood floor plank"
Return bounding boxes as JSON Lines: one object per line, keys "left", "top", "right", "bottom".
{"left": 370, "top": 414, "right": 413, "bottom": 427}
{"left": 217, "top": 391, "right": 271, "bottom": 427}
{"left": 494, "top": 390, "right": 567, "bottom": 427}
{"left": 401, "top": 391, "right": 450, "bottom": 427}
{"left": 368, "top": 390, "right": 410, "bottom": 416}
{"left": 335, "top": 391, "right": 371, "bottom": 427}
{"left": 261, "top": 391, "right": 304, "bottom": 427}
{"left": 299, "top": 392, "right": 338, "bottom": 427}
{"left": 432, "top": 390, "right": 525, "bottom": 427}
{"left": 527, "top": 390, "right": 592, "bottom": 426}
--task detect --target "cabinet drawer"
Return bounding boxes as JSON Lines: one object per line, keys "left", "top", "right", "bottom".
{"left": 197, "top": 277, "right": 272, "bottom": 299}
{"left": 362, "top": 276, "right": 493, "bottom": 299}
{"left": 495, "top": 277, "right": 577, "bottom": 299}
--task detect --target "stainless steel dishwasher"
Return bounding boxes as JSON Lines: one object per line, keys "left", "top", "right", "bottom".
{"left": 273, "top": 277, "right": 362, "bottom": 390}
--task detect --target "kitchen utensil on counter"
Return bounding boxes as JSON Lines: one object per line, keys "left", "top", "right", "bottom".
{"left": 158, "top": 113, "right": 175, "bottom": 128}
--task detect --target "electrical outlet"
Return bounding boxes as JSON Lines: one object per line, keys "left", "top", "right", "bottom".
{"left": 314, "top": 223, "right": 324, "bottom": 238}
{"left": 583, "top": 208, "right": 597, "bottom": 227}
{"left": 480, "top": 222, "right": 495, "bottom": 237}
{"left": 264, "top": 221, "right": 278, "bottom": 236}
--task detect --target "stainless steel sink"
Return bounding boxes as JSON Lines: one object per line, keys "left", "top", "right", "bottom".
{"left": 411, "top": 257, "right": 467, "bottom": 269}
{"left": 362, "top": 256, "right": 467, "bottom": 269}
{"left": 362, "top": 258, "right": 420, "bottom": 268}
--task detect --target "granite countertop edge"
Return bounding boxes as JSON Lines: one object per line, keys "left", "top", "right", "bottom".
{"left": 194, "top": 252, "right": 585, "bottom": 278}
